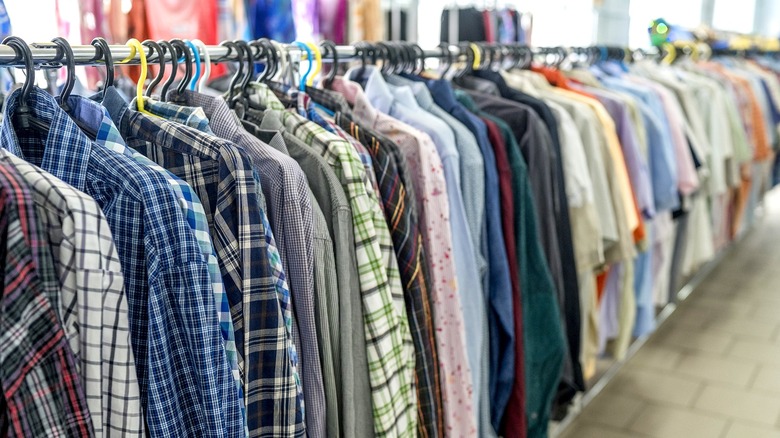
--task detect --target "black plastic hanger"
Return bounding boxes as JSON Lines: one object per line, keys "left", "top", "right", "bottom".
{"left": 320, "top": 40, "right": 338, "bottom": 86}
{"left": 91, "top": 37, "right": 114, "bottom": 101}
{"left": 50, "top": 37, "right": 76, "bottom": 110}
{"left": 170, "top": 39, "right": 192, "bottom": 95}
{"left": 3, "top": 36, "right": 50, "bottom": 135}
{"left": 158, "top": 40, "right": 178, "bottom": 101}
{"left": 438, "top": 42, "right": 453, "bottom": 76}
{"left": 411, "top": 43, "right": 425, "bottom": 75}
{"left": 143, "top": 40, "right": 165, "bottom": 97}
{"left": 221, "top": 40, "right": 243, "bottom": 106}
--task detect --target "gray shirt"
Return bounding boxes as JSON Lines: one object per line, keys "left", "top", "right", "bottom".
{"left": 259, "top": 109, "right": 375, "bottom": 438}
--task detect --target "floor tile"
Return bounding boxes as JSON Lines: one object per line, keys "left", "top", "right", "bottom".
{"left": 724, "top": 422, "right": 780, "bottom": 438}
{"left": 608, "top": 367, "right": 702, "bottom": 407}
{"left": 650, "top": 327, "right": 734, "bottom": 355}
{"left": 751, "top": 365, "right": 780, "bottom": 395}
{"left": 626, "top": 404, "right": 727, "bottom": 438}
{"left": 624, "top": 344, "right": 683, "bottom": 372}
{"left": 674, "top": 352, "right": 758, "bottom": 387}
{"left": 728, "top": 339, "right": 780, "bottom": 366}
{"left": 693, "top": 385, "right": 780, "bottom": 426}
{"left": 559, "top": 422, "right": 644, "bottom": 438}
{"left": 579, "top": 391, "right": 645, "bottom": 429}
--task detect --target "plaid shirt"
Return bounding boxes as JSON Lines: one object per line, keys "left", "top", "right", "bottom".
{"left": 336, "top": 113, "right": 445, "bottom": 438}
{"left": 0, "top": 148, "right": 143, "bottom": 437}
{"left": 0, "top": 162, "right": 95, "bottom": 437}
{"left": 66, "top": 96, "right": 247, "bottom": 435}
{"left": 103, "top": 88, "right": 305, "bottom": 437}
{"left": 249, "top": 82, "right": 417, "bottom": 438}
{"left": 163, "top": 90, "right": 325, "bottom": 438}
{"left": 268, "top": 82, "right": 382, "bottom": 196}
{"left": 1, "top": 87, "right": 243, "bottom": 438}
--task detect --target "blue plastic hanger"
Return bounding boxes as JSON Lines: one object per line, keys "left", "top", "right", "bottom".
{"left": 185, "top": 40, "right": 201, "bottom": 91}
{"left": 294, "top": 41, "right": 313, "bottom": 92}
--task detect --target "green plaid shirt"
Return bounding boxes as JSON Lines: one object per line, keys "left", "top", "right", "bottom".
{"left": 248, "top": 83, "right": 417, "bottom": 437}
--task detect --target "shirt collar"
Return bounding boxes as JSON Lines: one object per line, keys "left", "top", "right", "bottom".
{"left": 63, "top": 94, "right": 128, "bottom": 152}
{"left": 328, "top": 76, "right": 381, "bottom": 128}
{"left": 345, "top": 66, "right": 394, "bottom": 115}
{"left": 384, "top": 74, "right": 435, "bottom": 109}
{"left": 426, "top": 78, "right": 461, "bottom": 113}
{"left": 1, "top": 87, "right": 93, "bottom": 191}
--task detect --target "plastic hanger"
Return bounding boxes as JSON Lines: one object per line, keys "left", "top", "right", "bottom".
{"left": 185, "top": 40, "right": 201, "bottom": 91}
{"left": 661, "top": 42, "right": 677, "bottom": 65}
{"left": 235, "top": 40, "right": 254, "bottom": 92}
{"left": 294, "top": 42, "right": 313, "bottom": 92}
{"left": 192, "top": 39, "right": 211, "bottom": 92}
{"left": 3, "top": 36, "right": 50, "bottom": 135}
{"left": 91, "top": 37, "right": 114, "bottom": 101}
{"left": 143, "top": 40, "right": 165, "bottom": 97}
{"left": 50, "top": 37, "right": 76, "bottom": 110}
{"left": 221, "top": 40, "right": 243, "bottom": 106}
{"left": 319, "top": 40, "right": 338, "bottom": 86}
{"left": 305, "top": 42, "right": 321, "bottom": 86}
{"left": 125, "top": 38, "right": 155, "bottom": 116}
{"left": 469, "top": 42, "right": 482, "bottom": 70}
{"left": 158, "top": 40, "right": 178, "bottom": 101}
{"left": 170, "top": 39, "right": 192, "bottom": 95}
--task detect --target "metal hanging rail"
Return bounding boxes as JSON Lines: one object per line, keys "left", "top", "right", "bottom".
{"left": 0, "top": 41, "right": 469, "bottom": 67}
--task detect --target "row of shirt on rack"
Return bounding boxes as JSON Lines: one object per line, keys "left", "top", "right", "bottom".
{"left": 1, "top": 46, "right": 778, "bottom": 438}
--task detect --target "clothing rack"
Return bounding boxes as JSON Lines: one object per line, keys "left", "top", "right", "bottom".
{"left": 0, "top": 40, "right": 664, "bottom": 69}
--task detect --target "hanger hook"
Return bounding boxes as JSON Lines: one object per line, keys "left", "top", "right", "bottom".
{"left": 305, "top": 42, "right": 322, "bottom": 86}
{"left": 191, "top": 39, "right": 211, "bottom": 91}
{"left": 3, "top": 37, "right": 34, "bottom": 105}
{"left": 250, "top": 38, "right": 269, "bottom": 82}
{"left": 185, "top": 40, "right": 201, "bottom": 91}
{"left": 158, "top": 40, "right": 178, "bottom": 101}
{"left": 234, "top": 39, "right": 254, "bottom": 92}
{"left": 48, "top": 37, "right": 75, "bottom": 109}
{"left": 221, "top": 40, "right": 242, "bottom": 104}
{"left": 294, "top": 41, "right": 313, "bottom": 92}
{"left": 143, "top": 39, "right": 165, "bottom": 97}
{"left": 170, "top": 39, "right": 192, "bottom": 95}
{"left": 438, "top": 42, "right": 452, "bottom": 75}
{"left": 125, "top": 38, "right": 150, "bottom": 113}
{"left": 91, "top": 37, "right": 114, "bottom": 100}
{"left": 320, "top": 40, "right": 338, "bottom": 85}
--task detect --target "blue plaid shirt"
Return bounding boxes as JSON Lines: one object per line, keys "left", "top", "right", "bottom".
{"left": 1, "top": 87, "right": 244, "bottom": 437}
{"left": 63, "top": 94, "right": 247, "bottom": 436}
{"left": 103, "top": 87, "right": 305, "bottom": 437}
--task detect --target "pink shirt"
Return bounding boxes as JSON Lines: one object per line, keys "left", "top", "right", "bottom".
{"left": 330, "top": 77, "right": 477, "bottom": 436}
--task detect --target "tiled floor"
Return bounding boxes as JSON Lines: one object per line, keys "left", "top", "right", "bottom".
{"left": 559, "top": 190, "right": 780, "bottom": 438}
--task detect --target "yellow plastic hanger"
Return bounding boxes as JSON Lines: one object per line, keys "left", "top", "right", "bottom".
{"left": 661, "top": 42, "right": 676, "bottom": 65}
{"left": 125, "top": 38, "right": 155, "bottom": 115}
{"left": 117, "top": 43, "right": 136, "bottom": 64}
{"left": 305, "top": 42, "right": 322, "bottom": 87}
{"left": 469, "top": 42, "right": 481, "bottom": 69}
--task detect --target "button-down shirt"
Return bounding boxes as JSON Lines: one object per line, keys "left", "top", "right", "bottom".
{"left": 0, "top": 148, "right": 142, "bottom": 437}
{"left": 101, "top": 88, "right": 297, "bottom": 437}
{"left": 248, "top": 82, "right": 417, "bottom": 438}
{"left": 0, "top": 162, "right": 96, "bottom": 438}
{"left": 336, "top": 112, "right": 445, "bottom": 438}
{"left": 329, "top": 75, "right": 476, "bottom": 436}
{"left": 163, "top": 90, "right": 324, "bottom": 438}
{"left": 3, "top": 87, "right": 243, "bottom": 437}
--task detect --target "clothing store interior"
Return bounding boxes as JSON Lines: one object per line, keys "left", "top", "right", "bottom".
{"left": 3, "top": 0, "right": 780, "bottom": 437}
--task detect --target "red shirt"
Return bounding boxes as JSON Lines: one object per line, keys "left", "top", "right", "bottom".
{"left": 482, "top": 117, "right": 527, "bottom": 438}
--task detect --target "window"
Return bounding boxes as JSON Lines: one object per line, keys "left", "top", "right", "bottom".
{"left": 712, "top": 0, "right": 756, "bottom": 33}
